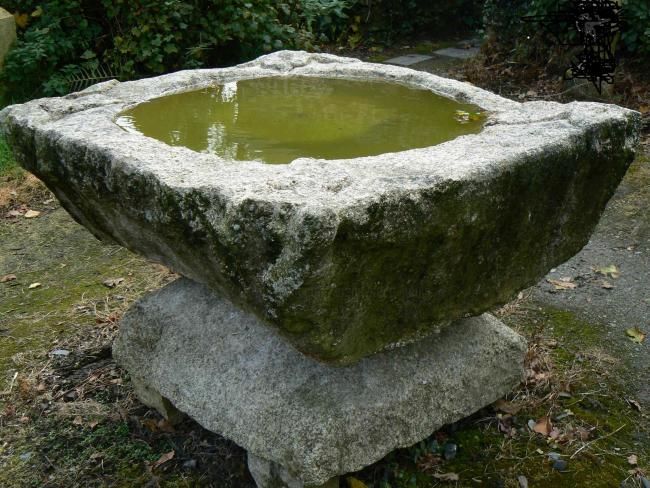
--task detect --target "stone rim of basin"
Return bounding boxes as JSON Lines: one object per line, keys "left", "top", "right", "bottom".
{"left": 1, "top": 50, "right": 641, "bottom": 365}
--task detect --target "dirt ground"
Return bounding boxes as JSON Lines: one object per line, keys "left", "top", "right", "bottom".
{"left": 0, "top": 49, "right": 649, "bottom": 487}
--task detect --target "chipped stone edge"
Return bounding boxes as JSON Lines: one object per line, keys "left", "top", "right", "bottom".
{"left": 0, "top": 50, "right": 641, "bottom": 211}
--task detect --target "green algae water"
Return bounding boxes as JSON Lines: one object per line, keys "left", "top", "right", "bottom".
{"left": 116, "top": 77, "right": 485, "bottom": 164}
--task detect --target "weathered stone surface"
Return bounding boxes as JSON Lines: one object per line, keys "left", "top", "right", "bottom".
{"left": 113, "top": 278, "right": 527, "bottom": 486}
{"left": 248, "top": 454, "right": 339, "bottom": 488}
{"left": 0, "top": 50, "right": 641, "bottom": 364}
{"left": 130, "top": 376, "right": 185, "bottom": 425}
{"left": 0, "top": 8, "right": 16, "bottom": 69}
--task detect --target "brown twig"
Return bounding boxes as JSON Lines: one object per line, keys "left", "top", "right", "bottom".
{"left": 570, "top": 424, "right": 626, "bottom": 459}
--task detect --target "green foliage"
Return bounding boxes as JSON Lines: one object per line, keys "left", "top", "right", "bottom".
{"left": 0, "top": 136, "right": 18, "bottom": 177}
{"left": 1, "top": 0, "right": 358, "bottom": 103}
{"left": 102, "top": 0, "right": 296, "bottom": 79}
{"left": 621, "top": 0, "right": 650, "bottom": 57}
{"left": 483, "top": 0, "right": 650, "bottom": 63}
{"left": 357, "top": 0, "right": 483, "bottom": 43}
{"left": 299, "top": 0, "right": 354, "bottom": 43}
{"left": 1, "top": 1, "right": 103, "bottom": 101}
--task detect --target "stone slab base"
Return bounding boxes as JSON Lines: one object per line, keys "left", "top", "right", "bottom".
{"left": 248, "top": 454, "right": 339, "bottom": 488}
{"left": 113, "top": 278, "right": 526, "bottom": 486}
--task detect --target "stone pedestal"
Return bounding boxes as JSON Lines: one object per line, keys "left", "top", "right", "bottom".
{"left": 114, "top": 278, "right": 526, "bottom": 487}
{"left": 248, "top": 454, "right": 339, "bottom": 488}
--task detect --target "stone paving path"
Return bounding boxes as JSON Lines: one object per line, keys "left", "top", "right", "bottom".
{"left": 384, "top": 38, "right": 480, "bottom": 73}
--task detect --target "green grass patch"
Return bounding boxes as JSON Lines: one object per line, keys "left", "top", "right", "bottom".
{"left": 0, "top": 136, "right": 18, "bottom": 177}
{"left": 348, "top": 305, "right": 649, "bottom": 487}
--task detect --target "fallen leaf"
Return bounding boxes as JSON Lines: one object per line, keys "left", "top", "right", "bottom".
{"left": 494, "top": 398, "right": 521, "bottom": 415}
{"left": 89, "top": 452, "right": 104, "bottom": 460}
{"left": 346, "top": 477, "right": 369, "bottom": 488}
{"left": 142, "top": 418, "right": 159, "bottom": 432}
{"left": 640, "top": 105, "right": 650, "bottom": 114}
{"left": 6, "top": 210, "right": 23, "bottom": 218}
{"left": 88, "top": 419, "right": 100, "bottom": 429}
{"left": 628, "top": 454, "right": 638, "bottom": 465}
{"left": 73, "top": 416, "right": 83, "bottom": 426}
{"left": 626, "top": 398, "right": 642, "bottom": 411}
{"left": 547, "top": 277, "right": 577, "bottom": 290}
{"left": 532, "top": 416, "right": 552, "bottom": 436}
{"left": 626, "top": 327, "right": 646, "bottom": 344}
{"left": 153, "top": 450, "right": 175, "bottom": 470}
{"left": 498, "top": 415, "right": 516, "bottom": 437}
{"left": 24, "top": 210, "right": 41, "bottom": 219}
{"left": 416, "top": 452, "right": 443, "bottom": 472}
{"left": 14, "top": 13, "right": 30, "bottom": 29}
{"left": 102, "top": 277, "right": 124, "bottom": 288}
{"left": 575, "top": 426, "right": 591, "bottom": 441}
{"left": 432, "top": 472, "right": 460, "bottom": 482}
{"left": 518, "top": 475, "right": 529, "bottom": 488}
{"left": 595, "top": 264, "right": 621, "bottom": 279}
{"left": 28, "top": 282, "right": 41, "bottom": 289}
{"left": 157, "top": 418, "right": 176, "bottom": 433}
{"left": 601, "top": 280, "right": 614, "bottom": 289}
{"left": 17, "top": 376, "right": 35, "bottom": 399}
{"left": 0, "top": 274, "right": 17, "bottom": 283}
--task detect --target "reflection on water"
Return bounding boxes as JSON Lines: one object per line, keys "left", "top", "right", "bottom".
{"left": 116, "top": 77, "right": 485, "bottom": 164}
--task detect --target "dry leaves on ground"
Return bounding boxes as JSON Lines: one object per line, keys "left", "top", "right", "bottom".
{"left": 595, "top": 264, "right": 621, "bottom": 279}
{"left": 547, "top": 277, "right": 577, "bottom": 290}
{"left": 102, "top": 277, "right": 125, "bottom": 288}
{"left": 532, "top": 416, "right": 552, "bottom": 436}
{"left": 432, "top": 472, "right": 460, "bottom": 482}
{"left": 625, "top": 327, "right": 646, "bottom": 343}
{"left": 152, "top": 450, "right": 175, "bottom": 470}
{"left": 494, "top": 398, "right": 522, "bottom": 415}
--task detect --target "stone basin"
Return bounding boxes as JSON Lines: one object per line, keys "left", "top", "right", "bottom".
{"left": 0, "top": 50, "right": 640, "bottom": 365}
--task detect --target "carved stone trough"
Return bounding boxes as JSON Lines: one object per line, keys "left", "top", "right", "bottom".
{"left": 1, "top": 51, "right": 640, "bottom": 487}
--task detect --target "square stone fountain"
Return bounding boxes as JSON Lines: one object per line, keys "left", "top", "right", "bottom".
{"left": 0, "top": 51, "right": 640, "bottom": 487}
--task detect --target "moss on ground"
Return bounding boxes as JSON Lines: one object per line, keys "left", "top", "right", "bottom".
{"left": 0, "top": 207, "right": 170, "bottom": 389}
{"left": 348, "top": 305, "right": 649, "bottom": 488}
{"left": 0, "top": 136, "right": 17, "bottom": 176}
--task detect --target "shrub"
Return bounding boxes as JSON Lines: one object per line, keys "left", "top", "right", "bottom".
{"left": 483, "top": 0, "right": 650, "bottom": 64}
{"left": 102, "top": 0, "right": 298, "bottom": 79}
{"left": 2, "top": 1, "right": 104, "bottom": 101}
{"left": 621, "top": 0, "right": 650, "bottom": 58}
{"left": 1, "top": 0, "right": 358, "bottom": 103}
{"left": 355, "top": 0, "right": 483, "bottom": 44}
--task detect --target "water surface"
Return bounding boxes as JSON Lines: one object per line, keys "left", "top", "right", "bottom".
{"left": 116, "top": 77, "right": 485, "bottom": 164}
